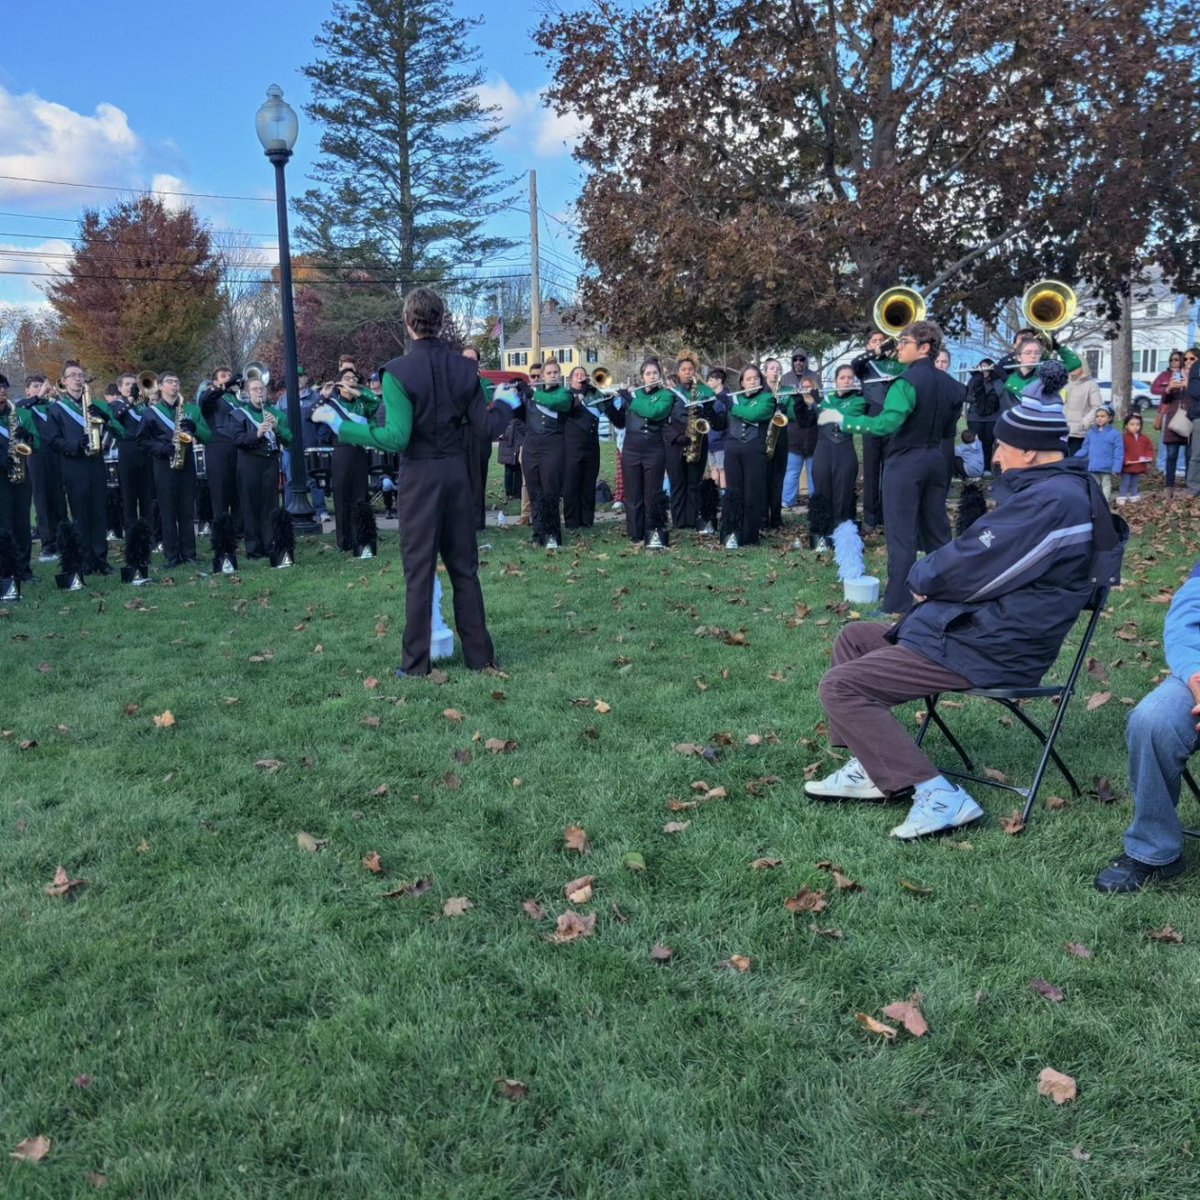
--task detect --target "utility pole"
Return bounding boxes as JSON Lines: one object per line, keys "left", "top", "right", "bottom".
{"left": 529, "top": 171, "right": 541, "bottom": 366}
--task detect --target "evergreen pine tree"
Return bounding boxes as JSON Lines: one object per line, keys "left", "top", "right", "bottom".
{"left": 298, "top": 0, "right": 517, "bottom": 308}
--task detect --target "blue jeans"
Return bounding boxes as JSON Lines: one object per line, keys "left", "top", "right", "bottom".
{"left": 1124, "top": 675, "right": 1198, "bottom": 865}
{"left": 1119, "top": 472, "right": 1140, "bottom": 497}
{"left": 783, "top": 453, "right": 814, "bottom": 506}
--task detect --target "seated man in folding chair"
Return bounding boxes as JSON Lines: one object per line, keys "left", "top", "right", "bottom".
{"left": 1095, "top": 567, "right": 1200, "bottom": 893}
{"left": 806, "top": 381, "right": 1114, "bottom": 839}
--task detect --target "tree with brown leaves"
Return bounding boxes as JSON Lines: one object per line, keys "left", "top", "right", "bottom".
{"left": 536, "top": 0, "right": 1200, "bottom": 345}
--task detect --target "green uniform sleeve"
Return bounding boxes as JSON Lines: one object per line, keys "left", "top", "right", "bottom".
{"left": 842, "top": 376, "right": 917, "bottom": 435}
{"left": 878, "top": 359, "right": 905, "bottom": 378}
{"left": 533, "top": 384, "right": 573, "bottom": 413}
{"left": 1055, "top": 344, "right": 1082, "bottom": 373}
{"left": 93, "top": 399, "right": 127, "bottom": 440}
{"left": 693, "top": 381, "right": 715, "bottom": 401}
{"left": 357, "top": 390, "right": 380, "bottom": 419}
{"left": 339, "top": 371, "right": 412, "bottom": 453}
{"left": 1005, "top": 368, "right": 1035, "bottom": 400}
{"left": 185, "top": 404, "right": 212, "bottom": 443}
{"left": 631, "top": 387, "right": 676, "bottom": 421}
{"left": 480, "top": 377, "right": 495, "bottom": 403}
{"left": 731, "top": 393, "right": 777, "bottom": 422}
{"left": 270, "top": 405, "right": 293, "bottom": 446}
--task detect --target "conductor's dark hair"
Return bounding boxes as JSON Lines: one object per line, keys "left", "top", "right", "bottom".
{"left": 461, "top": 346, "right": 480, "bottom": 362}
{"left": 902, "top": 320, "right": 943, "bottom": 357}
{"left": 404, "top": 287, "right": 445, "bottom": 338}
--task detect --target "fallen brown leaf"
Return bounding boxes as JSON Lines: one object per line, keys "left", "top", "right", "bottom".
{"left": 379, "top": 875, "right": 434, "bottom": 900}
{"left": 484, "top": 737, "right": 518, "bottom": 753}
{"left": 522, "top": 899, "right": 546, "bottom": 920}
{"left": 1086, "top": 691, "right": 1112, "bottom": 712}
{"left": 72, "top": 1074, "right": 93, "bottom": 1088}
{"left": 443, "top": 896, "right": 473, "bottom": 917}
{"left": 123, "top": 703, "right": 141, "bottom": 716}
{"left": 1030, "top": 978, "right": 1066, "bottom": 1002}
{"left": 855, "top": 1013, "right": 897, "bottom": 1040}
{"left": 1147, "top": 925, "right": 1184, "bottom": 944}
{"left": 898, "top": 876, "right": 933, "bottom": 896}
{"left": 1093, "top": 776, "right": 1116, "bottom": 804}
{"left": 563, "top": 824, "right": 592, "bottom": 855}
{"left": 364, "top": 677, "right": 380, "bottom": 689}
{"left": 361, "top": 716, "right": 381, "bottom": 729}
{"left": 662, "top": 821, "right": 691, "bottom": 834}
{"left": 999, "top": 810, "right": 1026, "bottom": 835}
{"left": 371, "top": 784, "right": 389, "bottom": 797}
{"left": 564, "top": 874, "right": 596, "bottom": 904}
{"left": 18, "top": 738, "right": 37, "bottom": 751}
{"left": 296, "top": 831, "right": 328, "bottom": 853}
{"left": 1063, "top": 942, "right": 1093, "bottom": 958}
{"left": 783, "top": 885, "right": 828, "bottom": 914}
{"left": 254, "top": 758, "right": 286, "bottom": 773}
{"left": 443, "top": 708, "right": 464, "bottom": 722}
{"left": 649, "top": 942, "right": 674, "bottom": 962}
{"left": 750, "top": 857, "right": 782, "bottom": 870}
{"left": 719, "top": 954, "right": 752, "bottom": 972}
{"left": 153, "top": 710, "right": 176, "bottom": 729}
{"left": 549, "top": 910, "right": 596, "bottom": 943}
{"left": 361, "top": 851, "right": 384, "bottom": 874}
{"left": 442, "top": 771, "right": 462, "bottom": 790}
{"left": 667, "top": 799, "right": 699, "bottom": 812}
{"left": 1037, "top": 1067, "right": 1077, "bottom": 1105}
{"left": 594, "top": 700, "right": 611, "bottom": 714}
{"left": 811, "top": 925, "right": 845, "bottom": 940}
{"left": 882, "top": 996, "right": 929, "bottom": 1037}
{"left": 1071, "top": 1145, "right": 1091, "bottom": 1163}
{"left": 43, "top": 866, "right": 85, "bottom": 898}
{"left": 673, "top": 742, "right": 704, "bottom": 755}
{"left": 10, "top": 1135, "right": 51, "bottom": 1163}
{"left": 1045, "top": 795, "right": 1069, "bottom": 811}
{"left": 495, "top": 1077, "right": 529, "bottom": 1102}
{"left": 983, "top": 767, "right": 1008, "bottom": 783}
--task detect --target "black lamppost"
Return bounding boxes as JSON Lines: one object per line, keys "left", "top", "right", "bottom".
{"left": 255, "top": 84, "right": 317, "bottom": 534}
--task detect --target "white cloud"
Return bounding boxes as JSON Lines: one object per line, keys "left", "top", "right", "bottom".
{"left": 0, "top": 87, "right": 143, "bottom": 205}
{"left": 477, "top": 77, "right": 585, "bottom": 160}
{"left": 0, "top": 238, "right": 73, "bottom": 302}
{"left": 149, "top": 173, "right": 190, "bottom": 213}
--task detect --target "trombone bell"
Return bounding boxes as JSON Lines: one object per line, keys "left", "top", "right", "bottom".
{"left": 872, "top": 287, "right": 927, "bottom": 337}
{"left": 591, "top": 367, "right": 613, "bottom": 389}
{"left": 138, "top": 370, "right": 159, "bottom": 393}
{"left": 243, "top": 361, "right": 271, "bottom": 387}
{"left": 1021, "top": 279, "right": 1077, "bottom": 333}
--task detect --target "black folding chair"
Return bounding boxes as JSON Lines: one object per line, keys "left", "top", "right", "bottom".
{"left": 913, "top": 587, "right": 1109, "bottom": 827}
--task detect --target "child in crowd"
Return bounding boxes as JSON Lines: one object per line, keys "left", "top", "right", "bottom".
{"left": 1118, "top": 412, "right": 1154, "bottom": 504}
{"left": 1075, "top": 405, "right": 1123, "bottom": 502}
{"left": 955, "top": 428, "right": 985, "bottom": 480}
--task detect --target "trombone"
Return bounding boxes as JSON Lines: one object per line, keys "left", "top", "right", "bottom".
{"left": 1020, "top": 279, "right": 1077, "bottom": 337}
{"left": 872, "top": 287, "right": 927, "bottom": 337}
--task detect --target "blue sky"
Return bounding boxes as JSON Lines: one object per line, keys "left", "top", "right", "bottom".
{"left": 0, "top": 0, "right": 584, "bottom": 306}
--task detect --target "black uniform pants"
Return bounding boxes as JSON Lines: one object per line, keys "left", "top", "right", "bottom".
{"left": 881, "top": 446, "right": 951, "bottom": 615}
{"left": 766, "top": 441, "right": 787, "bottom": 527}
{"left": 503, "top": 462, "right": 522, "bottom": 499}
{"left": 464, "top": 429, "right": 491, "bottom": 531}
{"left": 665, "top": 436, "right": 707, "bottom": 529}
{"left": 861, "top": 434, "right": 886, "bottom": 528}
{"left": 29, "top": 449, "right": 67, "bottom": 552}
{"left": 726, "top": 437, "right": 769, "bottom": 545}
{"left": 152, "top": 458, "right": 197, "bottom": 564}
{"left": 331, "top": 445, "right": 369, "bottom": 551}
{"left": 118, "top": 443, "right": 156, "bottom": 533}
{"left": 206, "top": 442, "right": 242, "bottom": 539}
{"left": 398, "top": 456, "right": 494, "bottom": 676}
{"left": 812, "top": 438, "right": 859, "bottom": 527}
{"left": 522, "top": 431, "right": 565, "bottom": 504}
{"left": 0, "top": 472, "right": 33, "bottom": 576}
{"left": 966, "top": 421, "right": 995, "bottom": 472}
{"left": 61, "top": 457, "right": 109, "bottom": 570}
{"left": 237, "top": 452, "right": 280, "bottom": 558}
{"left": 563, "top": 424, "right": 600, "bottom": 528}
{"left": 622, "top": 432, "right": 666, "bottom": 543}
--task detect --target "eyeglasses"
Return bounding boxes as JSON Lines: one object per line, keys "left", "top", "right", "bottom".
{"left": 896, "top": 337, "right": 916, "bottom": 347}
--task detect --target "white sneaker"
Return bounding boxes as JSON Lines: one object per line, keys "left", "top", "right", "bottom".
{"left": 890, "top": 780, "right": 984, "bottom": 839}
{"left": 611, "top": 501, "right": 625, "bottom": 513}
{"left": 805, "top": 757, "right": 885, "bottom": 801}
{"left": 1115, "top": 496, "right": 1127, "bottom": 506}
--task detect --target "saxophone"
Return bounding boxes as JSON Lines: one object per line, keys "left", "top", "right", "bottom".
{"left": 683, "top": 379, "right": 710, "bottom": 464}
{"left": 5, "top": 399, "right": 31, "bottom": 484}
{"left": 83, "top": 381, "right": 105, "bottom": 457}
{"left": 764, "top": 388, "right": 789, "bottom": 460}
{"left": 169, "top": 398, "right": 193, "bottom": 470}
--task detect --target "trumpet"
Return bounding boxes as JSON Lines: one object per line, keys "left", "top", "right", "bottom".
{"left": 872, "top": 286, "right": 927, "bottom": 337}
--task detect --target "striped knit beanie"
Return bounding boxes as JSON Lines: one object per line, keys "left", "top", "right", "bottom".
{"left": 995, "top": 395, "right": 1070, "bottom": 451}
{"left": 1019, "top": 359, "right": 1070, "bottom": 404}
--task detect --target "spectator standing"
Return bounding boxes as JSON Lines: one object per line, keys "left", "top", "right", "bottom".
{"left": 1118, "top": 413, "right": 1154, "bottom": 504}
{"left": 1075, "top": 406, "right": 1123, "bottom": 502}
{"left": 963, "top": 359, "right": 1006, "bottom": 473}
{"left": 1063, "top": 363, "right": 1103, "bottom": 455}
{"left": 1152, "top": 350, "right": 1190, "bottom": 497}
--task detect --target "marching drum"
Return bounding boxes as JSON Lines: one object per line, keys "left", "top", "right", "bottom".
{"left": 306, "top": 447, "right": 333, "bottom": 487}
{"left": 193, "top": 443, "right": 207, "bottom": 480}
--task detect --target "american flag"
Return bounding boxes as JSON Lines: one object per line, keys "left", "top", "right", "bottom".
{"left": 489, "top": 317, "right": 504, "bottom": 339}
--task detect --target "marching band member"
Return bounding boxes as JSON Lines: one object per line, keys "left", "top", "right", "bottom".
{"left": 851, "top": 330, "right": 905, "bottom": 531}
{"left": 318, "top": 367, "right": 378, "bottom": 551}
{"left": 722, "top": 363, "right": 781, "bottom": 548}
{"left": 762, "top": 358, "right": 793, "bottom": 528}
{"left": 311, "top": 287, "right": 507, "bottom": 676}
{"left": 520, "top": 358, "right": 572, "bottom": 547}
{"left": 1000, "top": 330, "right": 1082, "bottom": 402}
{"left": 135, "top": 373, "right": 211, "bottom": 567}
{"left": 44, "top": 361, "right": 124, "bottom": 575}
{"left": 228, "top": 377, "right": 292, "bottom": 560}
{"left": 823, "top": 320, "right": 964, "bottom": 614}
{"left": 110, "top": 373, "right": 157, "bottom": 536}
{"left": 812, "top": 365, "right": 866, "bottom": 527}
{"left": 617, "top": 359, "right": 677, "bottom": 547}
{"left": 19, "top": 375, "right": 68, "bottom": 561}
{"left": 0, "top": 374, "right": 39, "bottom": 582}
{"left": 663, "top": 356, "right": 718, "bottom": 530}
{"left": 198, "top": 367, "right": 245, "bottom": 543}
{"left": 564, "top": 365, "right": 602, "bottom": 529}
{"left": 462, "top": 347, "right": 493, "bottom": 531}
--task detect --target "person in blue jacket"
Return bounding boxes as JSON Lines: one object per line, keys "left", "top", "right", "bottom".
{"left": 806, "top": 383, "right": 1120, "bottom": 839}
{"left": 1074, "top": 404, "right": 1122, "bottom": 503}
{"left": 1095, "top": 566, "right": 1200, "bottom": 892}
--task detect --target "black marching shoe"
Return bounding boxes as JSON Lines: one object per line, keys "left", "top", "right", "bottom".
{"left": 1094, "top": 852, "right": 1187, "bottom": 894}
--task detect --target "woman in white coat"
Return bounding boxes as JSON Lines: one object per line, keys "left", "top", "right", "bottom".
{"left": 1063, "top": 364, "right": 1102, "bottom": 455}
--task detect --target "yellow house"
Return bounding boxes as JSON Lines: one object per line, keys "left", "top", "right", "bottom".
{"left": 503, "top": 299, "right": 602, "bottom": 372}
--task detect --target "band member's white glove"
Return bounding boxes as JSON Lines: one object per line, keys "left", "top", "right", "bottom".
{"left": 311, "top": 404, "right": 343, "bottom": 434}
{"left": 816, "top": 408, "right": 844, "bottom": 427}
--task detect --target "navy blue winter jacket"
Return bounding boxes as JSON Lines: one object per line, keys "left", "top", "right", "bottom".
{"left": 897, "top": 457, "right": 1100, "bottom": 687}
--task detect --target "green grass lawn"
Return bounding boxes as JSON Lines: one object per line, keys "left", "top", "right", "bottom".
{"left": 4, "top": 473, "right": 1200, "bottom": 1199}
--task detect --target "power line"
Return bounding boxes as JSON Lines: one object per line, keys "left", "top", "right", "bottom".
{"left": 0, "top": 173, "right": 275, "bottom": 203}
{"left": 0, "top": 266, "right": 540, "bottom": 287}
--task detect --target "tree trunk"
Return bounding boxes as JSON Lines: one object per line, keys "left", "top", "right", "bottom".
{"left": 1111, "top": 282, "right": 1133, "bottom": 420}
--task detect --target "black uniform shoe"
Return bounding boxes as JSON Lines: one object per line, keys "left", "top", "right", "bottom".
{"left": 1095, "top": 852, "right": 1187, "bottom": 894}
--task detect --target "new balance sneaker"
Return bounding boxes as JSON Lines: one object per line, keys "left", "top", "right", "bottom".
{"left": 890, "top": 779, "right": 984, "bottom": 840}
{"left": 805, "top": 758, "right": 886, "bottom": 802}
